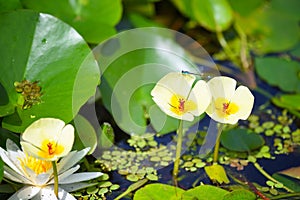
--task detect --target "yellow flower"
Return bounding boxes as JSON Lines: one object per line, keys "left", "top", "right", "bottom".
{"left": 21, "top": 118, "right": 74, "bottom": 161}
{"left": 206, "top": 76, "right": 254, "bottom": 124}
{"left": 151, "top": 72, "right": 211, "bottom": 121}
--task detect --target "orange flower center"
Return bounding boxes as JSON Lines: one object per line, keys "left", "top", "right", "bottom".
{"left": 215, "top": 97, "right": 239, "bottom": 118}
{"left": 169, "top": 94, "right": 196, "bottom": 115}
{"left": 38, "top": 139, "right": 64, "bottom": 159}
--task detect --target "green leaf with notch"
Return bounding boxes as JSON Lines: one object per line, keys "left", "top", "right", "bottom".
{"left": 0, "top": 10, "right": 99, "bottom": 132}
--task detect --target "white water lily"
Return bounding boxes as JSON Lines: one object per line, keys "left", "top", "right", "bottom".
{"left": 20, "top": 118, "right": 74, "bottom": 161}
{"left": 0, "top": 140, "right": 102, "bottom": 200}
{"left": 206, "top": 76, "right": 254, "bottom": 124}
{"left": 151, "top": 72, "right": 211, "bottom": 121}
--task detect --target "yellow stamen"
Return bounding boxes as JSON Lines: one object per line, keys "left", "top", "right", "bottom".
{"left": 19, "top": 154, "right": 52, "bottom": 175}
{"left": 215, "top": 97, "right": 239, "bottom": 119}
{"left": 169, "top": 94, "right": 196, "bottom": 115}
{"left": 38, "top": 139, "right": 64, "bottom": 159}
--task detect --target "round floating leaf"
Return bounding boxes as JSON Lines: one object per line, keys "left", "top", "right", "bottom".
{"left": 192, "top": 0, "right": 233, "bottom": 32}
{"left": 236, "top": 3, "right": 299, "bottom": 53}
{"left": 255, "top": 57, "right": 300, "bottom": 93}
{"left": 134, "top": 183, "right": 185, "bottom": 200}
{"left": 0, "top": 10, "right": 100, "bottom": 132}
{"left": 228, "top": 0, "right": 263, "bottom": 16}
{"left": 183, "top": 185, "right": 229, "bottom": 200}
{"left": 21, "top": 0, "right": 122, "bottom": 43}
{"left": 223, "top": 189, "right": 256, "bottom": 200}
{"left": 272, "top": 94, "right": 300, "bottom": 111}
{"left": 220, "top": 128, "right": 265, "bottom": 152}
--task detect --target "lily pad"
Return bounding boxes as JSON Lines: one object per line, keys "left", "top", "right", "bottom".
{"left": 223, "top": 189, "right": 256, "bottom": 200}
{"left": 133, "top": 183, "right": 185, "bottom": 200}
{"left": 220, "top": 128, "right": 265, "bottom": 152}
{"left": 183, "top": 185, "right": 229, "bottom": 200}
{"left": 272, "top": 94, "right": 300, "bottom": 111}
{"left": 255, "top": 57, "right": 300, "bottom": 93}
{"left": 192, "top": 0, "right": 233, "bottom": 32}
{"left": 0, "top": 10, "right": 100, "bottom": 132}
{"left": 21, "top": 0, "right": 122, "bottom": 43}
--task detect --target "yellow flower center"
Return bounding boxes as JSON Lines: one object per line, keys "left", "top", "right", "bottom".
{"left": 215, "top": 97, "right": 239, "bottom": 118}
{"left": 169, "top": 94, "right": 196, "bottom": 115}
{"left": 38, "top": 139, "right": 64, "bottom": 159}
{"left": 19, "top": 154, "right": 52, "bottom": 175}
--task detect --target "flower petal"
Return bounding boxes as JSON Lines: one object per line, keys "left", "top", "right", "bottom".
{"left": 59, "top": 172, "right": 103, "bottom": 184}
{"left": 0, "top": 147, "right": 24, "bottom": 176}
{"left": 207, "top": 76, "right": 236, "bottom": 100}
{"left": 49, "top": 165, "right": 80, "bottom": 184}
{"left": 57, "top": 148, "right": 89, "bottom": 174}
{"left": 8, "top": 186, "right": 40, "bottom": 200}
{"left": 32, "top": 186, "right": 76, "bottom": 200}
{"left": 228, "top": 86, "right": 254, "bottom": 123}
{"left": 189, "top": 80, "right": 212, "bottom": 116}
{"left": 3, "top": 168, "right": 31, "bottom": 184}
{"left": 6, "top": 139, "right": 20, "bottom": 152}
{"left": 151, "top": 72, "right": 196, "bottom": 99}
{"left": 22, "top": 118, "right": 65, "bottom": 148}
{"left": 20, "top": 142, "right": 42, "bottom": 159}
{"left": 56, "top": 124, "right": 74, "bottom": 158}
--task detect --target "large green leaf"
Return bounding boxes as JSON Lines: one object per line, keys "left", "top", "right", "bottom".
{"left": 192, "top": 0, "right": 233, "bottom": 32}
{"left": 228, "top": 0, "right": 263, "bottom": 16}
{"left": 220, "top": 128, "right": 265, "bottom": 152}
{"left": 0, "top": 0, "right": 22, "bottom": 13}
{"left": 21, "top": 0, "right": 122, "bottom": 43}
{"left": 0, "top": 10, "right": 100, "bottom": 132}
{"left": 236, "top": 2, "right": 299, "bottom": 53}
{"left": 255, "top": 57, "right": 300, "bottom": 93}
{"left": 183, "top": 185, "right": 229, "bottom": 199}
{"left": 134, "top": 183, "right": 185, "bottom": 200}
{"left": 272, "top": 94, "right": 300, "bottom": 111}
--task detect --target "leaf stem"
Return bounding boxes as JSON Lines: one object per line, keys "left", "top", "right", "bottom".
{"left": 216, "top": 30, "right": 236, "bottom": 63}
{"left": 114, "top": 179, "right": 148, "bottom": 200}
{"left": 52, "top": 161, "right": 59, "bottom": 198}
{"left": 213, "top": 123, "right": 224, "bottom": 163}
{"left": 173, "top": 120, "right": 183, "bottom": 178}
{"left": 253, "top": 162, "right": 294, "bottom": 193}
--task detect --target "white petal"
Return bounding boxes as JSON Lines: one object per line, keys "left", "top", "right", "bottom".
{"left": 152, "top": 87, "right": 187, "bottom": 120}
{"left": 35, "top": 173, "right": 51, "bottom": 186}
{"left": 20, "top": 142, "right": 43, "bottom": 160}
{"left": 207, "top": 76, "right": 236, "bottom": 100}
{"left": 228, "top": 86, "right": 254, "bottom": 123}
{"left": 189, "top": 80, "right": 212, "bottom": 116}
{"left": 49, "top": 165, "right": 80, "bottom": 184}
{"left": 6, "top": 139, "right": 20, "bottom": 152}
{"left": 8, "top": 186, "right": 40, "bottom": 200}
{"left": 34, "top": 186, "right": 76, "bottom": 200}
{"left": 151, "top": 72, "right": 195, "bottom": 100}
{"left": 56, "top": 124, "right": 74, "bottom": 158}
{"left": 3, "top": 169, "right": 31, "bottom": 184}
{"left": 57, "top": 148, "right": 89, "bottom": 174}
{"left": 59, "top": 172, "right": 103, "bottom": 184}
{"left": 0, "top": 147, "right": 24, "bottom": 176}
{"left": 22, "top": 118, "right": 65, "bottom": 148}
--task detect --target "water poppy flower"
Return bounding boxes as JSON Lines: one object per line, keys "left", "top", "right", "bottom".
{"left": 151, "top": 72, "right": 211, "bottom": 122}
{"left": 206, "top": 76, "right": 254, "bottom": 124}
{"left": 20, "top": 118, "right": 74, "bottom": 161}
